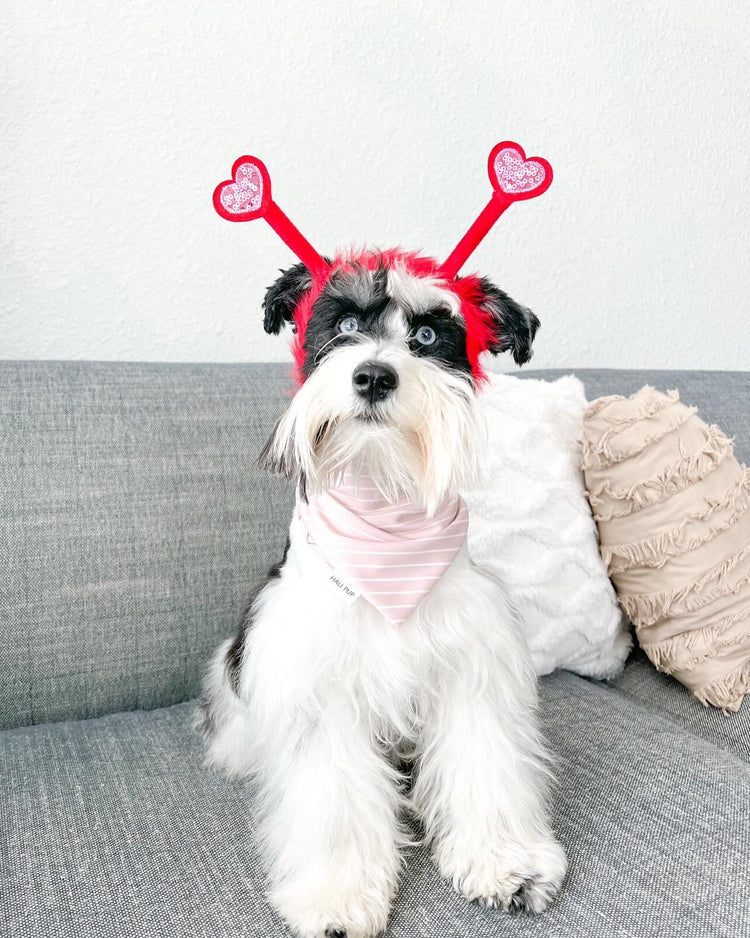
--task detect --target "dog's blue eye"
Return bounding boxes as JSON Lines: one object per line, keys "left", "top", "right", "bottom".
{"left": 338, "top": 316, "right": 359, "bottom": 334}
{"left": 415, "top": 325, "right": 437, "bottom": 346}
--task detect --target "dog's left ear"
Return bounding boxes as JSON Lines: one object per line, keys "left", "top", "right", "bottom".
{"left": 477, "top": 278, "right": 540, "bottom": 365}
{"left": 262, "top": 262, "right": 315, "bottom": 335}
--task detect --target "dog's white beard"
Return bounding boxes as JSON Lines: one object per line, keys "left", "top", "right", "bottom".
{"left": 262, "top": 342, "right": 483, "bottom": 513}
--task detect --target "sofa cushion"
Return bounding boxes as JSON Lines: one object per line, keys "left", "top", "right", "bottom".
{"left": 2, "top": 673, "right": 748, "bottom": 938}
{"left": 608, "top": 647, "right": 750, "bottom": 761}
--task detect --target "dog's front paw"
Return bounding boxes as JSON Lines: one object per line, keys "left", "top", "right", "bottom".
{"left": 437, "top": 837, "right": 567, "bottom": 914}
{"left": 272, "top": 876, "right": 393, "bottom": 938}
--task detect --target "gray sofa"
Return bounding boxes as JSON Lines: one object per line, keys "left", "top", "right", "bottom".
{"left": 2, "top": 361, "right": 749, "bottom": 938}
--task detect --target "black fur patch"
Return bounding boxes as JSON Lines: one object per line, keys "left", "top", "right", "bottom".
{"left": 300, "top": 267, "right": 391, "bottom": 379}
{"left": 477, "top": 278, "right": 540, "bottom": 365}
{"left": 263, "top": 262, "right": 316, "bottom": 335}
{"left": 406, "top": 309, "right": 472, "bottom": 376}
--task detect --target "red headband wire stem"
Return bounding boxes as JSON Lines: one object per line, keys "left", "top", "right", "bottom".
{"left": 438, "top": 191, "right": 513, "bottom": 280}
{"left": 265, "top": 201, "right": 328, "bottom": 275}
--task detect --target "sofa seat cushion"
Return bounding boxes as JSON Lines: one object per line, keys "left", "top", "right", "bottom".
{"left": 608, "top": 647, "right": 750, "bottom": 761}
{"left": 2, "top": 674, "right": 748, "bottom": 938}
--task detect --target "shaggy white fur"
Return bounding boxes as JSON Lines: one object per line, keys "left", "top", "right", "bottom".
{"left": 467, "top": 373, "right": 631, "bottom": 679}
{"left": 203, "top": 537, "right": 567, "bottom": 938}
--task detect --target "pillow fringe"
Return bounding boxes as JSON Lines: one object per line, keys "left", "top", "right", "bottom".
{"left": 602, "top": 470, "right": 750, "bottom": 573}
{"left": 691, "top": 658, "right": 750, "bottom": 715}
{"left": 618, "top": 542, "right": 750, "bottom": 626}
{"left": 587, "top": 425, "right": 733, "bottom": 521}
{"left": 640, "top": 610, "right": 750, "bottom": 671}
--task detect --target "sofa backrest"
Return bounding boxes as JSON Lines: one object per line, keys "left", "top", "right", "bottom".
{"left": 0, "top": 361, "right": 294, "bottom": 729}
{"left": 1, "top": 362, "right": 747, "bottom": 729}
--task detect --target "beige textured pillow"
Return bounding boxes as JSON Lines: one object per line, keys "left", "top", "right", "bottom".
{"left": 582, "top": 386, "right": 750, "bottom": 713}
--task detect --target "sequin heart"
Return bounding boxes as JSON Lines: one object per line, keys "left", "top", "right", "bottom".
{"left": 213, "top": 156, "right": 272, "bottom": 221}
{"left": 488, "top": 141, "right": 552, "bottom": 200}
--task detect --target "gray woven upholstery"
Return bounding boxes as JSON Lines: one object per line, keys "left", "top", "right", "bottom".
{"left": 2, "top": 673, "right": 748, "bottom": 938}
{"left": 607, "top": 647, "right": 750, "bottom": 761}
{"left": 0, "top": 361, "right": 294, "bottom": 729}
{"left": 1, "top": 362, "right": 748, "bottom": 730}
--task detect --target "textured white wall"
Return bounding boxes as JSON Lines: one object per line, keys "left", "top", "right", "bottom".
{"left": 2, "top": 1, "right": 749, "bottom": 369}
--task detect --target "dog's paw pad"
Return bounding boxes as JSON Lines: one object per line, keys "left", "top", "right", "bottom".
{"left": 506, "top": 873, "right": 562, "bottom": 914}
{"left": 441, "top": 837, "right": 567, "bottom": 915}
{"left": 275, "top": 883, "right": 392, "bottom": 938}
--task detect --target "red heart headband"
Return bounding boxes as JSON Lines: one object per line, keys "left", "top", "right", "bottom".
{"left": 213, "top": 141, "right": 552, "bottom": 280}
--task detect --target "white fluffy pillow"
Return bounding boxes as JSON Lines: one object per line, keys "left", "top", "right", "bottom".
{"left": 466, "top": 373, "right": 631, "bottom": 678}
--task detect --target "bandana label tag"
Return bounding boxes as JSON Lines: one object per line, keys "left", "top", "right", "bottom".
{"left": 323, "top": 570, "right": 360, "bottom": 605}
{"left": 298, "top": 518, "right": 361, "bottom": 606}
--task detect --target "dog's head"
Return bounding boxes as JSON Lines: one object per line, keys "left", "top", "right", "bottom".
{"left": 260, "top": 249, "right": 539, "bottom": 511}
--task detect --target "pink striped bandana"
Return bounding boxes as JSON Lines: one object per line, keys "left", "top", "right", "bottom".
{"left": 296, "top": 467, "right": 469, "bottom": 625}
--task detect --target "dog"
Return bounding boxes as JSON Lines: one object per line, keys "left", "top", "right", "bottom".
{"left": 198, "top": 248, "right": 567, "bottom": 938}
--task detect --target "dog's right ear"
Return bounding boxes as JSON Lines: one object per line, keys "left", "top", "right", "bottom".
{"left": 263, "top": 263, "right": 315, "bottom": 335}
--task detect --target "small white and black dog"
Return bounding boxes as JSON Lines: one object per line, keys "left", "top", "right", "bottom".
{"left": 198, "top": 249, "right": 567, "bottom": 938}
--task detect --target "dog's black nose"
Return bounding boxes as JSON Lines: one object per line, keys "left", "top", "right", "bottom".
{"left": 352, "top": 361, "right": 399, "bottom": 404}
